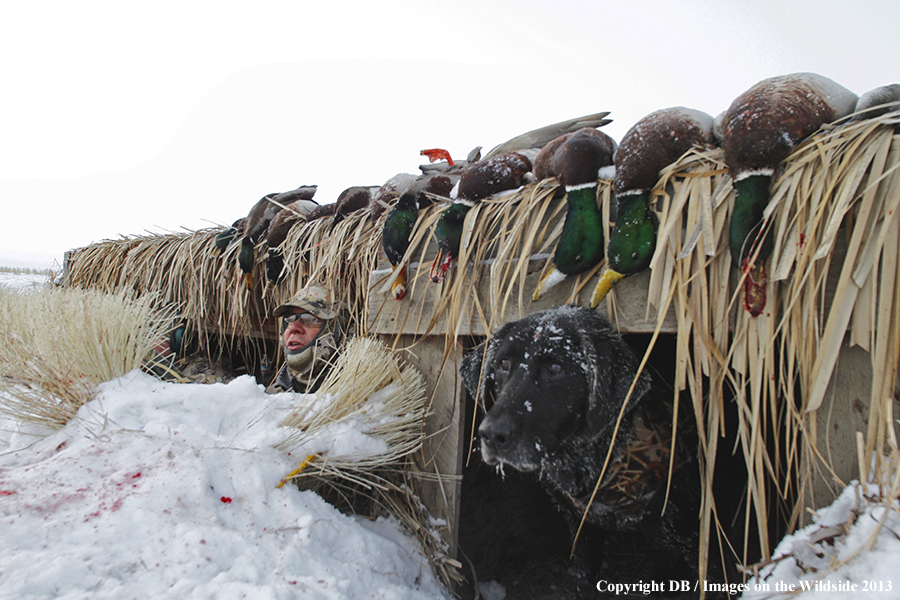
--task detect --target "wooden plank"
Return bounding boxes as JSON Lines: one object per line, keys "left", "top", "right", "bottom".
{"left": 367, "top": 258, "right": 677, "bottom": 336}
{"left": 384, "top": 334, "right": 465, "bottom": 556}
{"left": 197, "top": 316, "right": 279, "bottom": 341}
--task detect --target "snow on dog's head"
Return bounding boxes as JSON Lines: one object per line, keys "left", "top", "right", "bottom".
{"left": 460, "top": 305, "right": 651, "bottom": 472}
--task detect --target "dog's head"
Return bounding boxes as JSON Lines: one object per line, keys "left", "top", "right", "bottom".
{"left": 461, "top": 305, "right": 652, "bottom": 472}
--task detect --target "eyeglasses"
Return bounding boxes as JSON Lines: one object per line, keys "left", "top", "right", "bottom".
{"left": 283, "top": 312, "right": 324, "bottom": 328}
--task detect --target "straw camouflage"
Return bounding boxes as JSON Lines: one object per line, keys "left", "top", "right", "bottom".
{"left": 273, "top": 285, "right": 337, "bottom": 320}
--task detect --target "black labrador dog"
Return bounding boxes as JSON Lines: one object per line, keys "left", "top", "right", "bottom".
{"left": 461, "top": 305, "right": 700, "bottom": 597}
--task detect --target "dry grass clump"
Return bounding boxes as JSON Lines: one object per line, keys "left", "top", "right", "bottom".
{"left": 276, "top": 336, "right": 428, "bottom": 485}
{"left": 274, "top": 336, "right": 462, "bottom": 586}
{"left": 0, "top": 286, "right": 174, "bottom": 428}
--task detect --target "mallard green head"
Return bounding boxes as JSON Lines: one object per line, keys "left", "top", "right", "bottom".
{"left": 214, "top": 218, "right": 245, "bottom": 255}
{"left": 238, "top": 238, "right": 255, "bottom": 289}
{"left": 430, "top": 202, "right": 471, "bottom": 283}
{"left": 607, "top": 191, "right": 657, "bottom": 274}
{"left": 552, "top": 183, "right": 605, "bottom": 275}
{"left": 729, "top": 173, "right": 774, "bottom": 271}
{"left": 382, "top": 192, "right": 419, "bottom": 267}
{"left": 531, "top": 128, "right": 615, "bottom": 300}
{"left": 169, "top": 321, "right": 186, "bottom": 357}
{"left": 260, "top": 248, "right": 284, "bottom": 300}
{"left": 593, "top": 191, "right": 656, "bottom": 309}
{"left": 266, "top": 247, "right": 284, "bottom": 285}
{"left": 533, "top": 182, "right": 606, "bottom": 301}
{"left": 214, "top": 227, "right": 238, "bottom": 254}
{"left": 382, "top": 192, "right": 420, "bottom": 300}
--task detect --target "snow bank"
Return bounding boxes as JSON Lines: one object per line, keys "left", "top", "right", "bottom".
{"left": 0, "top": 371, "right": 447, "bottom": 600}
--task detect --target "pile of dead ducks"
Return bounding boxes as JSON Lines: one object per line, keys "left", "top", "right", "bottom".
{"left": 215, "top": 73, "right": 900, "bottom": 314}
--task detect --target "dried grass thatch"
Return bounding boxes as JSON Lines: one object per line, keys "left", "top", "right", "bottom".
{"left": 0, "top": 286, "right": 173, "bottom": 428}
{"left": 600, "top": 111, "right": 900, "bottom": 584}
{"left": 64, "top": 207, "right": 386, "bottom": 354}
{"left": 64, "top": 227, "right": 253, "bottom": 341}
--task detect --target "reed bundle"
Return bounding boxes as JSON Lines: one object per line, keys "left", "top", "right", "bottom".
{"left": 274, "top": 336, "right": 461, "bottom": 585}
{"left": 64, "top": 208, "right": 385, "bottom": 359}
{"left": 276, "top": 336, "right": 428, "bottom": 482}
{"left": 0, "top": 286, "right": 173, "bottom": 428}
{"left": 64, "top": 228, "right": 249, "bottom": 342}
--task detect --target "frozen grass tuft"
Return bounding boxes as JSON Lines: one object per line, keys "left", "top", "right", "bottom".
{"left": 0, "top": 286, "right": 173, "bottom": 428}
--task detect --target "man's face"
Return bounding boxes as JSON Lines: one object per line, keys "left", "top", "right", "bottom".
{"left": 282, "top": 310, "right": 324, "bottom": 352}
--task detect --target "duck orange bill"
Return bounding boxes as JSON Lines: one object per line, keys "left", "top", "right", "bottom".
{"left": 742, "top": 260, "right": 767, "bottom": 317}
{"left": 532, "top": 265, "right": 568, "bottom": 301}
{"left": 242, "top": 272, "right": 255, "bottom": 291}
{"left": 590, "top": 268, "right": 626, "bottom": 309}
{"left": 390, "top": 265, "right": 408, "bottom": 300}
{"left": 430, "top": 248, "right": 452, "bottom": 283}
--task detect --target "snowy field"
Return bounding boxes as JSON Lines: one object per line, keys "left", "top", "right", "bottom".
{"left": 1, "top": 271, "right": 899, "bottom": 599}
{"left": 0, "top": 270, "right": 52, "bottom": 291}
{"left": 0, "top": 372, "right": 447, "bottom": 600}
{"left": 0, "top": 272, "right": 449, "bottom": 600}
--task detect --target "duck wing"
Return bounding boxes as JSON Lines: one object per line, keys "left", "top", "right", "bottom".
{"left": 267, "top": 199, "right": 319, "bottom": 248}
{"left": 849, "top": 83, "right": 900, "bottom": 122}
{"left": 244, "top": 193, "right": 281, "bottom": 243}
{"left": 405, "top": 172, "right": 458, "bottom": 209}
{"left": 484, "top": 111, "right": 612, "bottom": 160}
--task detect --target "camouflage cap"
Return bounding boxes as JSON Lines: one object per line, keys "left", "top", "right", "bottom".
{"left": 273, "top": 285, "right": 337, "bottom": 320}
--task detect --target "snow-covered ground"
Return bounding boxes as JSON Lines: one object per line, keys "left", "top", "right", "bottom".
{"left": 0, "top": 272, "right": 449, "bottom": 600}
{"left": 0, "top": 270, "right": 52, "bottom": 291}
{"left": 1, "top": 271, "right": 899, "bottom": 599}
{"left": 0, "top": 371, "right": 448, "bottom": 600}
{"left": 742, "top": 481, "right": 900, "bottom": 599}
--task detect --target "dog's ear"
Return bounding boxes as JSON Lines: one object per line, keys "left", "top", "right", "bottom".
{"left": 460, "top": 341, "right": 487, "bottom": 398}
{"left": 611, "top": 362, "right": 653, "bottom": 413}
{"left": 583, "top": 322, "right": 654, "bottom": 434}
{"left": 460, "top": 321, "right": 515, "bottom": 401}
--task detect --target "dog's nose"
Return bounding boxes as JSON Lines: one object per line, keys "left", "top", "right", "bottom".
{"left": 479, "top": 415, "right": 516, "bottom": 453}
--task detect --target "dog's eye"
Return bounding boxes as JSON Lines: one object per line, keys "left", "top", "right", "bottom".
{"left": 549, "top": 363, "right": 563, "bottom": 375}
{"left": 499, "top": 358, "right": 511, "bottom": 372}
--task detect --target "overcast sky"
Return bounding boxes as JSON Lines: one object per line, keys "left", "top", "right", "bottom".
{"left": 2, "top": 0, "right": 898, "bottom": 268}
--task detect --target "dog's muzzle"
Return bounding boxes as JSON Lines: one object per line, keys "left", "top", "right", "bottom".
{"left": 478, "top": 414, "right": 539, "bottom": 471}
